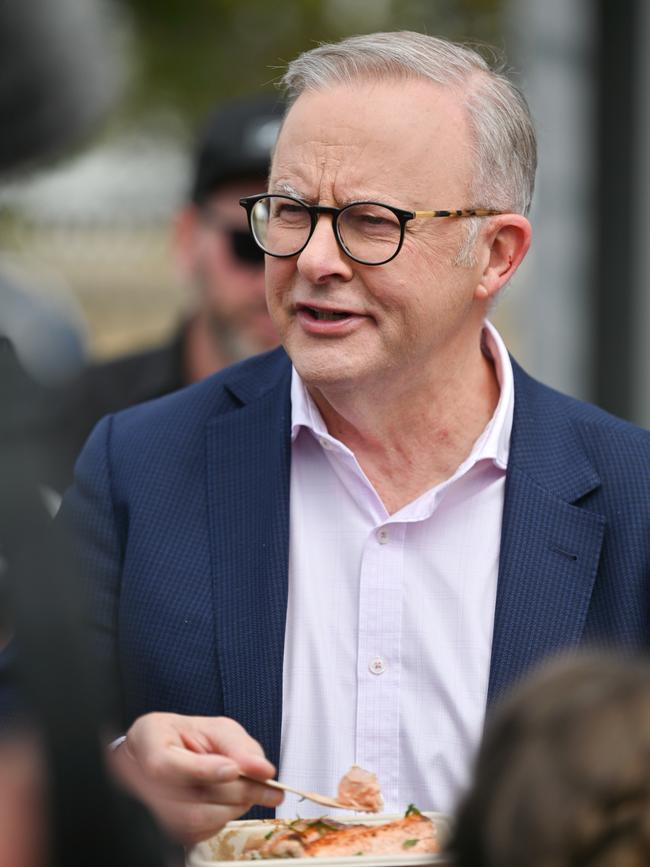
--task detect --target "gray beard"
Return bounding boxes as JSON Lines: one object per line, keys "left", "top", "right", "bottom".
{"left": 194, "top": 261, "right": 260, "bottom": 364}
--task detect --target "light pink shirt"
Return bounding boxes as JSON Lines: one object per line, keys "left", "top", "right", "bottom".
{"left": 276, "top": 322, "right": 513, "bottom": 818}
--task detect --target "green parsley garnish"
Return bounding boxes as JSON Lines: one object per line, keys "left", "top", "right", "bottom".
{"left": 403, "top": 839, "right": 419, "bottom": 849}
{"left": 264, "top": 829, "right": 276, "bottom": 840}
{"left": 306, "top": 819, "right": 339, "bottom": 835}
{"left": 404, "top": 804, "right": 421, "bottom": 817}
{"left": 355, "top": 853, "right": 364, "bottom": 857}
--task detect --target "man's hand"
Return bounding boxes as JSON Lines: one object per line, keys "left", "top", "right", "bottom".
{"left": 108, "top": 713, "right": 284, "bottom": 845}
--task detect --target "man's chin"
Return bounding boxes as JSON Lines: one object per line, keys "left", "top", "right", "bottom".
{"left": 291, "top": 353, "right": 371, "bottom": 395}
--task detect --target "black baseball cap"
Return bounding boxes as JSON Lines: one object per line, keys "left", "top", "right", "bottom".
{"left": 190, "top": 94, "right": 285, "bottom": 205}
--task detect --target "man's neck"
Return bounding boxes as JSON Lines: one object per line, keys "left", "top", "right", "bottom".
{"left": 307, "top": 331, "right": 501, "bottom": 515}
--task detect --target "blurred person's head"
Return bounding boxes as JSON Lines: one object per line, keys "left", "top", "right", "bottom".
{"left": 451, "top": 652, "right": 650, "bottom": 867}
{"left": 175, "top": 95, "right": 283, "bottom": 375}
{"left": 0, "top": 0, "right": 122, "bottom": 178}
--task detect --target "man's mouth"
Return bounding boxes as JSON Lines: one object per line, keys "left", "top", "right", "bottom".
{"left": 302, "top": 306, "right": 352, "bottom": 321}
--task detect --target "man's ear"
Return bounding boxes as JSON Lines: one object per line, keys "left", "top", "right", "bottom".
{"left": 474, "top": 214, "right": 532, "bottom": 301}
{"left": 173, "top": 205, "right": 202, "bottom": 278}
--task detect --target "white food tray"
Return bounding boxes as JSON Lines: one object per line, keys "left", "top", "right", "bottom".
{"left": 186, "top": 811, "right": 452, "bottom": 867}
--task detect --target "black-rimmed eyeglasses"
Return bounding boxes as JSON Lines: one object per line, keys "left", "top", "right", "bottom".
{"left": 239, "top": 193, "right": 504, "bottom": 266}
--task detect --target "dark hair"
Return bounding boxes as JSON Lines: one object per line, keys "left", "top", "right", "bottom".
{"left": 451, "top": 652, "right": 650, "bottom": 867}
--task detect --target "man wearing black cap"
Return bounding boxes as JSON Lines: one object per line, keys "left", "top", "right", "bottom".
{"left": 177, "top": 94, "right": 283, "bottom": 379}
{"left": 68, "top": 94, "right": 283, "bottom": 486}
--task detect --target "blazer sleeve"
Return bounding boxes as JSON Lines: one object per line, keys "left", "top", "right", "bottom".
{"left": 59, "top": 414, "right": 126, "bottom": 724}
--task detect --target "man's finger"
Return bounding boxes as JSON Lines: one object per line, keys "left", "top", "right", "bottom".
{"left": 191, "top": 777, "right": 284, "bottom": 809}
{"left": 188, "top": 716, "right": 269, "bottom": 760}
{"left": 137, "top": 742, "right": 241, "bottom": 788}
{"left": 175, "top": 717, "right": 276, "bottom": 780}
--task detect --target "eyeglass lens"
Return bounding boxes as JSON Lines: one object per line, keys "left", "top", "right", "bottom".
{"left": 249, "top": 196, "right": 403, "bottom": 264}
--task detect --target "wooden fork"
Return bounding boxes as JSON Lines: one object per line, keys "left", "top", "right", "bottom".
{"left": 181, "top": 732, "right": 359, "bottom": 811}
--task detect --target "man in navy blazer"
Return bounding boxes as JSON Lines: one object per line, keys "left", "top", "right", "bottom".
{"left": 63, "top": 32, "right": 650, "bottom": 845}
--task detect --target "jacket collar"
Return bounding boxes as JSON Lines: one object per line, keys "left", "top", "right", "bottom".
{"left": 487, "top": 358, "right": 605, "bottom": 704}
{"left": 508, "top": 358, "right": 601, "bottom": 503}
{"left": 220, "top": 346, "right": 292, "bottom": 407}
{"left": 218, "top": 349, "right": 602, "bottom": 501}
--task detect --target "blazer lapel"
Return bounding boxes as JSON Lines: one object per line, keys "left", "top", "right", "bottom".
{"left": 205, "top": 352, "right": 292, "bottom": 786}
{"left": 488, "top": 361, "right": 606, "bottom": 704}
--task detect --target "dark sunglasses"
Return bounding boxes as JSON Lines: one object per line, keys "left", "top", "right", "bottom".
{"left": 228, "top": 227, "right": 265, "bottom": 265}
{"left": 199, "top": 208, "right": 265, "bottom": 266}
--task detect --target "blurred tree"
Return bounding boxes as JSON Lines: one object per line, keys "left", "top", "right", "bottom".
{"left": 121, "top": 0, "right": 503, "bottom": 125}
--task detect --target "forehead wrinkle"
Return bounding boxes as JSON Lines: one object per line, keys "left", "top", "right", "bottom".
{"left": 272, "top": 104, "right": 468, "bottom": 210}
{"left": 272, "top": 128, "right": 369, "bottom": 205}
{"left": 277, "top": 78, "right": 474, "bottom": 192}
{"left": 272, "top": 153, "right": 400, "bottom": 208}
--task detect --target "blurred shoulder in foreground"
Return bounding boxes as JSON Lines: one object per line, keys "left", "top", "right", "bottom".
{"left": 451, "top": 651, "right": 650, "bottom": 867}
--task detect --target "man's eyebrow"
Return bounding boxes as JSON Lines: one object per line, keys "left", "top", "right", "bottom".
{"left": 271, "top": 181, "right": 306, "bottom": 199}
{"left": 270, "top": 181, "right": 400, "bottom": 208}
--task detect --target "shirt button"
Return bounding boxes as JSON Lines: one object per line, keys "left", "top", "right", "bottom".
{"left": 319, "top": 437, "right": 333, "bottom": 450}
{"left": 369, "top": 657, "right": 386, "bottom": 675}
{"left": 377, "top": 528, "right": 389, "bottom": 544}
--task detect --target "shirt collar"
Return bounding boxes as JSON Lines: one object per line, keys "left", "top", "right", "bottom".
{"left": 291, "top": 369, "right": 329, "bottom": 442}
{"left": 290, "top": 320, "right": 514, "bottom": 471}
{"left": 473, "top": 320, "right": 513, "bottom": 470}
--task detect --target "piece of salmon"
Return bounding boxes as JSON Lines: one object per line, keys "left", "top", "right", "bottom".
{"left": 243, "top": 813, "right": 439, "bottom": 860}
{"left": 337, "top": 765, "right": 384, "bottom": 813}
{"left": 303, "top": 813, "right": 439, "bottom": 858}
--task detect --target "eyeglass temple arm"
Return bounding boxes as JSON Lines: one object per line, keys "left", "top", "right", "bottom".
{"left": 414, "top": 208, "right": 505, "bottom": 218}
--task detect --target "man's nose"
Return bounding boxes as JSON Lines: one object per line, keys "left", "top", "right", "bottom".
{"left": 296, "top": 215, "right": 354, "bottom": 284}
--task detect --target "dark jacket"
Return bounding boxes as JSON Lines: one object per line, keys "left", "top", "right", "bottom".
{"left": 61, "top": 348, "right": 650, "bottom": 817}
{"left": 31, "top": 328, "right": 187, "bottom": 494}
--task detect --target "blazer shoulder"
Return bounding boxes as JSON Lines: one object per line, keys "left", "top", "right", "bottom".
{"left": 80, "top": 347, "right": 291, "bottom": 464}
{"left": 112, "top": 346, "right": 290, "bottom": 427}
{"left": 513, "top": 359, "right": 650, "bottom": 473}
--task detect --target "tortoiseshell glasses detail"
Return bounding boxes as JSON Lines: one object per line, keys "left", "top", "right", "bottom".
{"left": 240, "top": 193, "right": 504, "bottom": 266}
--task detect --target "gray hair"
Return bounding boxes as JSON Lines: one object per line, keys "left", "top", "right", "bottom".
{"left": 280, "top": 31, "right": 537, "bottom": 265}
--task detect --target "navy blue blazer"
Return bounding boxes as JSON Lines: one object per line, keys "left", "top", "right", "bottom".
{"left": 63, "top": 347, "right": 650, "bottom": 812}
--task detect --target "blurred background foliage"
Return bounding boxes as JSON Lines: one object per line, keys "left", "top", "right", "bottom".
{"left": 4, "top": 2, "right": 650, "bottom": 427}
{"left": 0, "top": 0, "right": 505, "bottom": 361}
{"left": 124, "top": 0, "right": 503, "bottom": 125}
